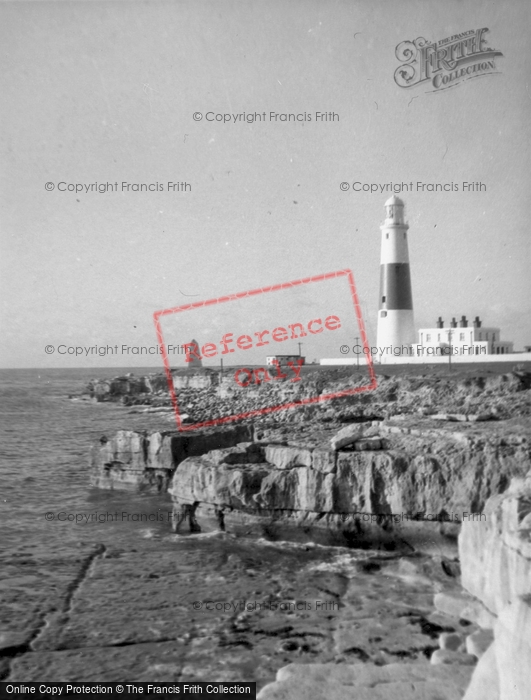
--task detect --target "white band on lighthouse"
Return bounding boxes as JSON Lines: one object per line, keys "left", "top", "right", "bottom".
{"left": 377, "top": 196, "right": 415, "bottom": 355}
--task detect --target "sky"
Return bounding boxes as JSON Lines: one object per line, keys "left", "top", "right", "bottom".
{"left": 1, "top": 0, "right": 530, "bottom": 369}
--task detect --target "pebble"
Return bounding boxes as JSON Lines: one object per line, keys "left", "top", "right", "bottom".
{"left": 439, "top": 632, "right": 464, "bottom": 651}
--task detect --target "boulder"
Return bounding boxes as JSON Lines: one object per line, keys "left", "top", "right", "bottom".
{"left": 330, "top": 424, "right": 365, "bottom": 450}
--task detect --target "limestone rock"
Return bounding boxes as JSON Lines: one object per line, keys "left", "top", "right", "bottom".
{"left": 466, "top": 629, "right": 494, "bottom": 658}
{"left": 439, "top": 632, "right": 464, "bottom": 651}
{"left": 330, "top": 424, "right": 364, "bottom": 450}
{"left": 90, "top": 425, "right": 253, "bottom": 491}
{"left": 460, "top": 600, "right": 497, "bottom": 629}
{"left": 161, "top": 423, "right": 531, "bottom": 548}
{"left": 9, "top": 641, "right": 186, "bottom": 682}
{"left": 169, "top": 458, "right": 272, "bottom": 511}
{"left": 459, "top": 478, "right": 531, "bottom": 615}
{"left": 90, "top": 411, "right": 531, "bottom": 558}
{"left": 495, "top": 597, "right": 531, "bottom": 700}
{"left": 431, "top": 413, "right": 493, "bottom": 423}
{"left": 208, "top": 443, "right": 265, "bottom": 465}
{"left": 459, "top": 478, "right": 531, "bottom": 700}
{"left": 311, "top": 448, "right": 337, "bottom": 474}
{"left": 257, "top": 662, "right": 474, "bottom": 700}
{"left": 354, "top": 437, "right": 382, "bottom": 451}
{"left": 430, "top": 648, "right": 476, "bottom": 665}
{"left": 462, "top": 642, "right": 500, "bottom": 700}
{"left": 86, "top": 374, "right": 151, "bottom": 402}
{"left": 434, "top": 591, "right": 474, "bottom": 619}
{"left": 264, "top": 445, "right": 313, "bottom": 469}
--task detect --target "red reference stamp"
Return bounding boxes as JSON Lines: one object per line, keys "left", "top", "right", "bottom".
{"left": 153, "top": 269, "right": 377, "bottom": 431}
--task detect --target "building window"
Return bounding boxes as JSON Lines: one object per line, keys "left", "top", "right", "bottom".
{"left": 381, "top": 296, "right": 386, "bottom": 303}
{"left": 426, "top": 334, "right": 431, "bottom": 342}
{"left": 386, "top": 233, "right": 389, "bottom": 239}
{"left": 380, "top": 310, "right": 387, "bottom": 317}
{"left": 459, "top": 333, "right": 465, "bottom": 341}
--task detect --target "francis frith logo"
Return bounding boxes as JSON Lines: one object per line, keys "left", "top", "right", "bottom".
{"left": 394, "top": 28, "right": 503, "bottom": 91}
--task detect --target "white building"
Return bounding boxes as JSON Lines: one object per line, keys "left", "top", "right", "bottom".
{"left": 414, "top": 316, "right": 514, "bottom": 358}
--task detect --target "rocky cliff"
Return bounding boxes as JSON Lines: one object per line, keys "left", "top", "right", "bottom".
{"left": 85, "top": 369, "right": 217, "bottom": 405}
{"left": 89, "top": 424, "right": 253, "bottom": 492}
{"left": 90, "top": 415, "right": 531, "bottom": 553}
{"left": 459, "top": 476, "right": 531, "bottom": 699}
{"left": 167, "top": 419, "right": 530, "bottom": 550}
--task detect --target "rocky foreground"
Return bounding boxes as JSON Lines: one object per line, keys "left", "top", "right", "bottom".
{"left": 81, "top": 366, "right": 531, "bottom": 697}
{"left": 6, "top": 367, "right": 524, "bottom": 695}
{"left": 85, "top": 366, "right": 531, "bottom": 424}
{"left": 257, "top": 475, "right": 531, "bottom": 699}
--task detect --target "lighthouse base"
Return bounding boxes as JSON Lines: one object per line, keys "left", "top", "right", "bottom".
{"left": 376, "top": 309, "right": 415, "bottom": 356}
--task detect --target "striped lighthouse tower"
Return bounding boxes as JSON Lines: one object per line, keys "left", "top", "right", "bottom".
{"left": 376, "top": 196, "right": 415, "bottom": 355}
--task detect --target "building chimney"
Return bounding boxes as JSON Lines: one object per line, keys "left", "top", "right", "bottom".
{"left": 436, "top": 317, "right": 444, "bottom": 329}
{"left": 473, "top": 316, "right": 482, "bottom": 328}
{"left": 450, "top": 317, "right": 457, "bottom": 328}
{"left": 459, "top": 315, "right": 468, "bottom": 328}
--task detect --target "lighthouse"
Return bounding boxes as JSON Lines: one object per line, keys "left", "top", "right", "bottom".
{"left": 376, "top": 196, "right": 415, "bottom": 354}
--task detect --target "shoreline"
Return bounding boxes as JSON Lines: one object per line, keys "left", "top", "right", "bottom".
{"left": 2, "top": 366, "right": 529, "bottom": 696}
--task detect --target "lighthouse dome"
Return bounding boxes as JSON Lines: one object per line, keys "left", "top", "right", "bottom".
{"left": 384, "top": 195, "right": 404, "bottom": 207}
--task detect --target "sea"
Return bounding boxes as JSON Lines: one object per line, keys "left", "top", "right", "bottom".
{"left": 0, "top": 367, "right": 184, "bottom": 555}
